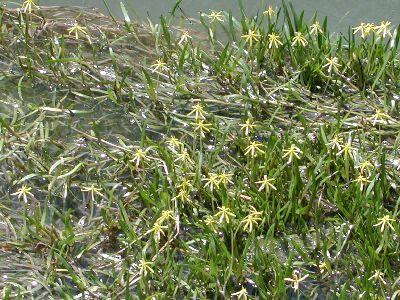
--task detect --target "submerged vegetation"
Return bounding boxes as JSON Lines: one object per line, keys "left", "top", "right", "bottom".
{"left": 0, "top": 1, "right": 400, "bottom": 298}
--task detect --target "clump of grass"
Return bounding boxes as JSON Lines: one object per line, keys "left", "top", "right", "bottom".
{"left": 0, "top": 1, "right": 399, "bottom": 299}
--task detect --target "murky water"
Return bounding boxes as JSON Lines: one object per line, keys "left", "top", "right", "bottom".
{"left": 7, "top": 0, "right": 400, "bottom": 31}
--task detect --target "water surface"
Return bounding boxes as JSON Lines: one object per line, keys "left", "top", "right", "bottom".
{"left": 7, "top": 0, "right": 400, "bottom": 32}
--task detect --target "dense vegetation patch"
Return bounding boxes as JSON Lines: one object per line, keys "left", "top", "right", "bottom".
{"left": 0, "top": 1, "right": 399, "bottom": 299}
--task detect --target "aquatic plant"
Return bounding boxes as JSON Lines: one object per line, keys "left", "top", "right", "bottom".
{"left": 0, "top": 1, "right": 399, "bottom": 299}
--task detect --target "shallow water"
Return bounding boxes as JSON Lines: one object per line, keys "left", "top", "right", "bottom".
{"left": 7, "top": 0, "right": 400, "bottom": 32}
{"left": 0, "top": 2, "right": 399, "bottom": 298}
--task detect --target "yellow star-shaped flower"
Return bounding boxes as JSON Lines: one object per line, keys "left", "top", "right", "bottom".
{"left": 67, "top": 22, "right": 88, "bottom": 39}
{"left": 268, "top": 32, "right": 283, "bottom": 49}
{"left": 241, "top": 29, "right": 261, "bottom": 48}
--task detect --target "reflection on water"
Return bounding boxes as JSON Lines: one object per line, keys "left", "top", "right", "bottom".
{"left": 6, "top": 0, "right": 400, "bottom": 32}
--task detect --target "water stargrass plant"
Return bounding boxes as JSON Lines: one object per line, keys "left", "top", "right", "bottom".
{"left": 0, "top": 1, "right": 400, "bottom": 299}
